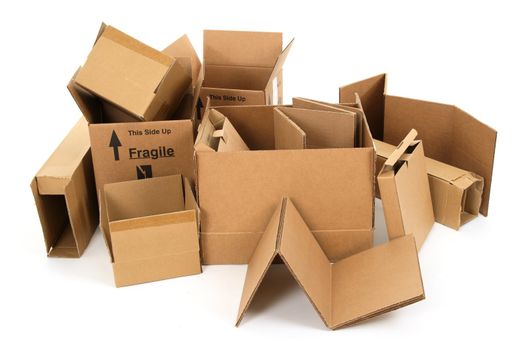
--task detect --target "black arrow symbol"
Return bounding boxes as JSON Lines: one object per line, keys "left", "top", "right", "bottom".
{"left": 109, "top": 130, "right": 122, "bottom": 161}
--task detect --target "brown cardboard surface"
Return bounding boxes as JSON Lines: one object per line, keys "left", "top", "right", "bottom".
{"left": 377, "top": 130, "right": 434, "bottom": 249}
{"left": 68, "top": 24, "right": 191, "bottom": 123}
{"left": 104, "top": 175, "right": 201, "bottom": 287}
{"left": 90, "top": 119, "right": 194, "bottom": 241}
{"left": 236, "top": 198, "right": 424, "bottom": 329}
{"left": 340, "top": 74, "right": 496, "bottom": 216}
{"left": 31, "top": 118, "right": 98, "bottom": 257}
{"left": 375, "top": 138, "right": 483, "bottom": 230}
{"left": 201, "top": 30, "right": 293, "bottom": 106}
{"left": 195, "top": 109, "right": 249, "bottom": 152}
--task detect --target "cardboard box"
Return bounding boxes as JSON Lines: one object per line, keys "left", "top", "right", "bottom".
{"left": 377, "top": 130, "right": 434, "bottom": 249}
{"left": 196, "top": 101, "right": 376, "bottom": 265}
{"left": 340, "top": 74, "right": 497, "bottom": 217}
{"left": 30, "top": 118, "right": 98, "bottom": 257}
{"left": 236, "top": 198, "right": 424, "bottom": 329}
{"left": 89, "top": 119, "right": 195, "bottom": 240}
{"left": 201, "top": 30, "right": 293, "bottom": 106}
{"left": 68, "top": 24, "right": 191, "bottom": 123}
{"left": 194, "top": 109, "right": 249, "bottom": 152}
{"left": 104, "top": 175, "right": 201, "bottom": 287}
{"left": 375, "top": 138, "right": 483, "bottom": 230}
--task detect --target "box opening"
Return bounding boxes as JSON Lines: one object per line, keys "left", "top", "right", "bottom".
{"left": 39, "top": 194, "right": 76, "bottom": 256}
{"left": 460, "top": 183, "right": 481, "bottom": 224}
{"left": 203, "top": 65, "right": 272, "bottom": 90}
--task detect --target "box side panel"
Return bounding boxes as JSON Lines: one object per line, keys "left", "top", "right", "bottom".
{"left": 200, "top": 87, "right": 266, "bottom": 107}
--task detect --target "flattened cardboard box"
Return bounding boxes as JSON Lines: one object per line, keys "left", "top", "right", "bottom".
{"left": 89, "top": 119, "right": 194, "bottom": 241}
{"left": 201, "top": 30, "right": 293, "bottom": 107}
{"left": 377, "top": 130, "right": 434, "bottom": 249}
{"left": 195, "top": 108, "right": 249, "bottom": 152}
{"left": 68, "top": 24, "right": 191, "bottom": 123}
{"left": 236, "top": 198, "right": 424, "bottom": 329}
{"left": 339, "top": 74, "right": 496, "bottom": 217}
{"left": 196, "top": 101, "right": 376, "bottom": 265}
{"left": 375, "top": 138, "right": 483, "bottom": 230}
{"left": 31, "top": 118, "right": 98, "bottom": 257}
{"left": 104, "top": 175, "right": 201, "bottom": 287}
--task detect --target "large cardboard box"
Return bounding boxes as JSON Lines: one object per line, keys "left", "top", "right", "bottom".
{"left": 340, "top": 74, "right": 497, "bottom": 217}
{"left": 236, "top": 198, "right": 424, "bottom": 329}
{"left": 375, "top": 138, "right": 484, "bottom": 230}
{"left": 68, "top": 24, "right": 191, "bottom": 123}
{"left": 196, "top": 100, "right": 376, "bottom": 265}
{"left": 104, "top": 175, "right": 201, "bottom": 287}
{"left": 377, "top": 130, "right": 434, "bottom": 249}
{"left": 201, "top": 30, "right": 293, "bottom": 106}
{"left": 30, "top": 118, "right": 98, "bottom": 257}
{"left": 89, "top": 119, "right": 195, "bottom": 240}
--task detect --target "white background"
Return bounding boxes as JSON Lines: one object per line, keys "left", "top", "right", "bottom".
{"left": 1, "top": 0, "right": 524, "bottom": 349}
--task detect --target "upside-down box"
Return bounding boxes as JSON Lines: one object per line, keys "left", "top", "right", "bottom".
{"left": 236, "top": 198, "right": 424, "bottom": 329}
{"left": 68, "top": 24, "right": 191, "bottom": 123}
{"left": 340, "top": 74, "right": 496, "bottom": 220}
{"left": 201, "top": 30, "right": 293, "bottom": 107}
{"left": 104, "top": 175, "right": 201, "bottom": 287}
{"left": 196, "top": 99, "right": 375, "bottom": 265}
{"left": 31, "top": 118, "right": 98, "bottom": 257}
{"left": 377, "top": 130, "right": 434, "bottom": 249}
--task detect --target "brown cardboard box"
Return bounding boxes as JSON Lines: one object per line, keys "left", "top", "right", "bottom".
{"left": 104, "top": 175, "right": 201, "bottom": 287}
{"left": 194, "top": 109, "right": 249, "bottom": 152}
{"left": 30, "top": 118, "right": 98, "bottom": 257}
{"left": 201, "top": 30, "right": 293, "bottom": 106}
{"left": 89, "top": 119, "right": 195, "bottom": 241}
{"left": 340, "top": 74, "right": 497, "bottom": 217}
{"left": 68, "top": 24, "right": 191, "bottom": 124}
{"left": 377, "top": 130, "right": 434, "bottom": 249}
{"left": 196, "top": 101, "right": 375, "bottom": 265}
{"left": 236, "top": 198, "right": 424, "bottom": 329}
{"left": 375, "top": 138, "right": 483, "bottom": 230}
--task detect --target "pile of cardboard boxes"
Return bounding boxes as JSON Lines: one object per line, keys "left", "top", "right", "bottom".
{"left": 30, "top": 24, "right": 497, "bottom": 330}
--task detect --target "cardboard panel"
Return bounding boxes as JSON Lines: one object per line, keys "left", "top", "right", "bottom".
{"left": 162, "top": 34, "right": 202, "bottom": 88}
{"left": 204, "top": 65, "right": 272, "bottom": 90}
{"left": 204, "top": 30, "right": 282, "bottom": 67}
{"left": 273, "top": 108, "right": 306, "bottom": 150}
{"left": 266, "top": 39, "right": 294, "bottom": 87}
{"left": 195, "top": 109, "right": 249, "bottom": 152}
{"left": 200, "top": 87, "right": 266, "bottom": 107}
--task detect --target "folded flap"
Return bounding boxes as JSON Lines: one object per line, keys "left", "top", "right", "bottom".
{"left": 384, "top": 129, "right": 418, "bottom": 169}
{"left": 236, "top": 198, "right": 284, "bottom": 326}
{"left": 330, "top": 235, "right": 424, "bottom": 328}
{"left": 273, "top": 108, "right": 306, "bottom": 150}
{"left": 195, "top": 109, "right": 249, "bottom": 152}
{"left": 265, "top": 39, "right": 294, "bottom": 90}
{"left": 204, "top": 30, "right": 282, "bottom": 68}
{"left": 162, "top": 34, "right": 202, "bottom": 88}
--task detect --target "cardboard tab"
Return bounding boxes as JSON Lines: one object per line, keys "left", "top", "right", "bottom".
{"left": 236, "top": 198, "right": 424, "bottom": 329}
{"left": 378, "top": 130, "right": 435, "bottom": 249}
{"left": 195, "top": 109, "right": 249, "bottom": 152}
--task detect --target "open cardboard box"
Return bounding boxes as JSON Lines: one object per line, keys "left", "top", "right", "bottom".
{"left": 90, "top": 119, "right": 195, "bottom": 241}
{"left": 201, "top": 30, "right": 293, "bottom": 107}
{"left": 377, "top": 130, "right": 434, "bottom": 249}
{"left": 194, "top": 109, "right": 249, "bottom": 152}
{"left": 30, "top": 118, "right": 98, "bottom": 257}
{"left": 236, "top": 198, "right": 424, "bottom": 329}
{"left": 104, "top": 175, "right": 201, "bottom": 287}
{"left": 339, "top": 74, "right": 497, "bottom": 223}
{"left": 68, "top": 24, "right": 191, "bottom": 124}
{"left": 196, "top": 98, "right": 375, "bottom": 265}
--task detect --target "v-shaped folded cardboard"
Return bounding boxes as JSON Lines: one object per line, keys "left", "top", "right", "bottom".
{"left": 339, "top": 74, "right": 497, "bottom": 220}
{"left": 196, "top": 99, "right": 375, "bottom": 265}
{"left": 31, "top": 118, "right": 98, "bottom": 258}
{"left": 377, "top": 130, "right": 434, "bottom": 249}
{"left": 236, "top": 198, "right": 425, "bottom": 329}
{"left": 68, "top": 24, "right": 191, "bottom": 124}
{"left": 201, "top": 30, "right": 293, "bottom": 106}
{"left": 104, "top": 175, "right": 201, "bottom": 287}
{"left": 194, "top": 109, "right": 249, "bottom": 152}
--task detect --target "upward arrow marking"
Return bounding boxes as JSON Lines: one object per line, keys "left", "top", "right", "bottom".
{"left": 109, "top": 130, "right": 122, "bottom": 161}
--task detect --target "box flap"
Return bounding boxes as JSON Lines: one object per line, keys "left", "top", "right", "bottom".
{"left": 162, "top": 34, "right": 202, "bottom": 88}
{"left": 273, "top": 108, "right": 306, "bottom": 150}
{"left": 265, "top": 39, "right": 294, "bottom": 90}
{"left": 36, "top": 118, "right": 90, "bottom": 194}
{"left": 383, "top": 129, "right": 418, "bottom": 168}
{"left": 195, "top": 109, "right": 249, "bottom": 152}
{"left": 204, "top": 30, "right": 282, "bottom": 68}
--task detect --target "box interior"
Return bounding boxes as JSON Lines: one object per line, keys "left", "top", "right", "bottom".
{"left": 203, "top": 65, "right": 273, "bottom": 90}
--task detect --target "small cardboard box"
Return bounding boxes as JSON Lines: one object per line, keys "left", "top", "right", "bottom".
{"left": 201, "top": 30, "right": 293, "bottom": 107}
{"left": 89, "top": 119, "right": 195, "bottom": 239}
{"left": 194, "top": 109, "right": 249, "bottom": 152}
{"left": 68, "top": 24, "right": 191, "bottom": 123}
{"left": 375, "top": 138, "right": 483, "bottom": 230}
{"left": 104, "top": 175, "right": 201, "bottom": 287}
{"left": 30, "top": 118, "right": 98, "bottom": 257}
{"left": 196, "top": 100, "right": 376, "bottom": 265}
{"left": 340, "top": 74, "right": 497, "bottom": 217}
{"left": 236, "top": 198, "right": 424, "bottom": 329}
{"left": 377, "top": 130, "right": 434, "bottom": 249}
